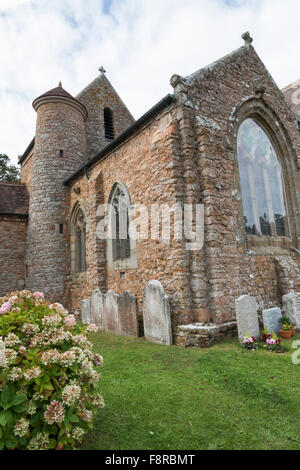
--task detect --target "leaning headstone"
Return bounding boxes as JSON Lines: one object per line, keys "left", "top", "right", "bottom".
{"left": 235, "top": 294, "right": 259, "bottom": 342}
{"left": 283, "top": 292, "right": 300, "bottom": 330}
{"left": 91, "top": 288, "right": 104, "bottom": 328}
{"left": 143, "top": 280, "right": 172, "bottom": 346}
{"left": 262, "top": 307, "right": 282, "bottom": 335}
{"left": 81, "top": 298, "right": 91, "bottom": 325}
{"left": 104, "top": 290, "right": 119, "bottom": 334}
{"left": 118, "top": 291, "right": 139, "bottom": 337}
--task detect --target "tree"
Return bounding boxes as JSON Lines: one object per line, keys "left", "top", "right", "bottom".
{"left": 0, "top": 154, "right": 20, "bottom": 182}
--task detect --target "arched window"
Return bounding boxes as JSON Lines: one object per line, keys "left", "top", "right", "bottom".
{"left": 237, "top": 118, "right": 289, "bottom": 237}
{"left": 104, "top": 107, "right": 114, "bottom": 141}
{"left": 109, "top": 183, "right": 131, "bottom": 262}
{"left": 72, "top": 207, "right": 86, "bottom": 273}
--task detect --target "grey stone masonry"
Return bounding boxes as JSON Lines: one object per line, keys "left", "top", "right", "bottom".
{"left": 282, "top": 292, "right": 300, "bottom": 330}
{"left": 91, "top": 288, "right": 104, "bottom": 328}
{"left": 81, "top": 298, "right": 91, "bottom": 325}
{"left": 235, "top": 294, "right": 260, "bottom": 342}
{"left": 262, "top": 307, "right": 282, "bottom": 335}
{"left": 118, "top": 291, "right": 139, "bottom": 337}
{"left": 104, "top": 290, "right": 119, "bottom": 334}
{"left": 143, "top": 280, "right": 172, "bottom": 346}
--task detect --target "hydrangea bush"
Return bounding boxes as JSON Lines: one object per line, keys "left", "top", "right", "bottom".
{"left": 0, "top": 290, "right": 104, "bottom": 450}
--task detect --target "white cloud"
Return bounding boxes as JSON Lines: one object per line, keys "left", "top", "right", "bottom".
{"left": 0, "top": 0, "right": 300, "bottom": 165}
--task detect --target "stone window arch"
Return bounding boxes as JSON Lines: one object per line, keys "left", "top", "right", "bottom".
{"left": 226, "top": 96, "right": 300, "bottom": 253}
{"left": 104, "top": 107, "right": 114, "bottom": 141}
{"left": 237, "top": 118, "right": 290, "bottom": 238}
{"left": 107, "top": 182, "right": 137, "bottom": 270}
{"left": 71, "top": 204, "right": 87, "bottom": 274}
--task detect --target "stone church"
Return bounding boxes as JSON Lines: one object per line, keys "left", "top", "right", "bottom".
{"left": 1, "top": 32, "right": 300, "bottom": 346}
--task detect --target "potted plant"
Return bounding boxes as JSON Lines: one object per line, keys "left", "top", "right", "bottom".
{"left": 279, "top": 323, "right": 293, "bottom": 339}
{"left": 279, "top": 315, "right": 294, "bottom": 339}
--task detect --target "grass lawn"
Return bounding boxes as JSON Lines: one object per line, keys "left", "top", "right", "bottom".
{"left": 82, "top": 331, "right": 300, "bottom": 450}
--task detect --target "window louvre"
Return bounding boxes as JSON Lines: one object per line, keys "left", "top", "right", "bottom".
{"left": 104, "top": 107, "right": 114, "bottom": 141}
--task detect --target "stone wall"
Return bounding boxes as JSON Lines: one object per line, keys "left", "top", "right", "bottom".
{"left": 76, "top": 73, "right": 134, "bottom": 160}
{"left": 67, "top": 42, "right": 300, "bottom": 332}
{"left": 67, "top": 104, "right": 194, "bottom": 328}
{"left": 169, "top": 41, "right": 300, "bottom": 324}
{"left": 20, "top": 151, "right": 34, "bottom": 196}
{"left": 25, "top": 95, "right": 87, "bottom": 305}
{"left": 0, "top": 214, "right": 27, "bottom": 296}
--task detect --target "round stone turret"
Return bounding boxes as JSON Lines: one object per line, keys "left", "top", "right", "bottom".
{"left": 26, "top": 83, "right": 88, "bottom": 303}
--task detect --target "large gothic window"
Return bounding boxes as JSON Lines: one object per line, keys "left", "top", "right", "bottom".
{"left": 74, "top": 208, "right": 86, "bottom": 273}
{"left": 237, "top": 118, "right": 289, "bottom": 237}
{"left": 109, "top": 183, "right": 131, "bottom": 262}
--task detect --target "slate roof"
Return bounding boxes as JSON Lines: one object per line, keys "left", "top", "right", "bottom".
{"left": 0, "top": 181, "right": 29, "bottom": 216}
{"left": 34, "top": 84, "right": 77, "bottom": 102}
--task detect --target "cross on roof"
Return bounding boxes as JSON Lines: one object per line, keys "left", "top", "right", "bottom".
{"left": 242, "top": 31, "right": 253, "bottom": 46}
{"left": 99, "top": 66, "right": 106, "bottom": 74}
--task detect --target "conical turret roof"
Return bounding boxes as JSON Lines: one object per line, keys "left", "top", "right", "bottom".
{"left": 34, "top": 82, "right": 76, "bottom": 101}
{"left": 32, "top": 82, "right": 88, "bottom": 120}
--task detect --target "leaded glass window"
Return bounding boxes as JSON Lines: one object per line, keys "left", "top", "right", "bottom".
{"left": 110, "top": 184, "right": 131, "bottom": 261}
{"left": 237, "top": 118, "right": 288, "bottom": 237}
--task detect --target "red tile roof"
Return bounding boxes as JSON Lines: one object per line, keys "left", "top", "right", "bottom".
{"left": 0, "top": 181, "right": 29, "bottom": 215}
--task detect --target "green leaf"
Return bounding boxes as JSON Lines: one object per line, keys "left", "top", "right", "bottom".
{"left": 30, "top": 411, "right": 42, "bottom": 426}
{"left": 49, "top": 438, "right": 57, "bottom": 449}
{"left": 0, "top": 409, "right": 14, "bottom": 427}
{"left": 13, "top": 402, "right": 28, "bottom": 413}
{"left": 70, "top": 414, "right": 80, "bottom": 423}
{"left": 5, "top": 435, "right": 18, "bottom": 449}
{"left": 11, "top": 393, "right": 27, "bottom": 406}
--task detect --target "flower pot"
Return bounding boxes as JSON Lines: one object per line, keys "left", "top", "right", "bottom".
{"left": 279, "top": 330, "right": 292, "bottom": 340}
{"left": 292, "top": 327, "right": 296, "bottom": 337}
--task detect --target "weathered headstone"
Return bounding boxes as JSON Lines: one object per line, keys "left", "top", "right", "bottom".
{"left": 262, "top": 307, "right": 282, "bottom": 335}
{"left": 235, "top": 294, "right": 259, "bottom": 342}
{"left": 282, "top": 292, "right": 300, "bottom": 330}
{"left": 104, "top": 290, "right": 119, "bottom": 334}
{"left": 81, "top": 298, "right": 91, "bottom": 325}
{"left": 118, "top": 291, "right": 138, "bottom": 337}
{"left": 91, "top": 288, "right": 104, "bottom": 328}
{"left": 143, "top": 280, "right": 172, "bottom": 346}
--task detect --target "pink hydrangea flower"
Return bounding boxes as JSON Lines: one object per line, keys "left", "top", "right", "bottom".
{"left": 33, "top": 292, "right": 44, "bottom": 299}
{"left": 0, "top": 302, "right": 12, "bottom": 314}
{"left": 86, "top": 324, "right": 98, "bottom": 333}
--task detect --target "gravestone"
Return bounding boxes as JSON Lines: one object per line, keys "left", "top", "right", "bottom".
{"left": 81, "top": 298, "right": 91, "bottom": 325}
{"left": 91, "top": 288, "right": 104, "bottom": 328}
{"left": 118, "top": 291, "right": 139, "bottom": 337}
{"left": 282, "top": 292, "right": 300, "bottom": 330}
{"left": 262, "top": 307, "right": 282, "bottom": 335}
{"left": 104, "top": 290, "right": 119, "bottom": 334}
{"left": 235, "top": 294, "right": 259, "bottom": 342}
{"left": 142, "top": 280, "right": 172, "bottom": 346}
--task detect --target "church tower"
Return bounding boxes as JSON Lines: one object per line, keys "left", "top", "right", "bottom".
{"left": 25, "top": 83, "right": 88, "bottom": 303}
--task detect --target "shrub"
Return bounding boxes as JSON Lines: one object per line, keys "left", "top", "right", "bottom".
{"left": 0, "top": 290, "right": 104, "bottom": 450}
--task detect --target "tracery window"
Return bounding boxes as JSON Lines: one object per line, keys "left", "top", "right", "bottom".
{"left": 237, "top": 118, "right": 289, "bottom": 237}
{"left": 109, "top": 183, "right": 131, "bottom": 261}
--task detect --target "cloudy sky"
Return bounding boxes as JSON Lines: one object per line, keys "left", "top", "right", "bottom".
{"left": 1, "top": 0, "right": 300, "bottom": 165}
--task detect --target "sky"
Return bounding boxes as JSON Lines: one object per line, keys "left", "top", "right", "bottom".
{"left": 1, "top": 0, "right": 300, "bottom": 165}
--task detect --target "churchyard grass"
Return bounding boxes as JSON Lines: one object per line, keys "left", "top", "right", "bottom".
{"left": 82, "top": 331, "right": 300, "bottom": 450}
